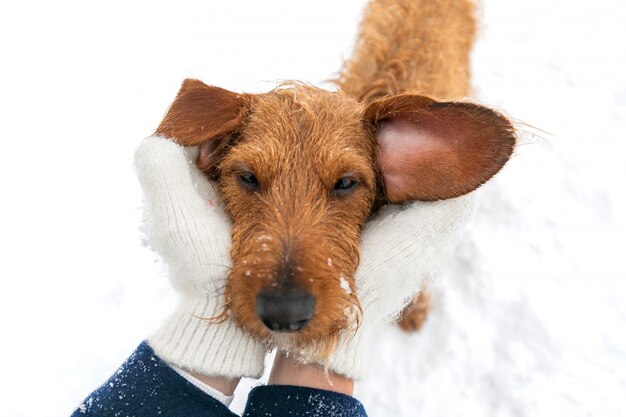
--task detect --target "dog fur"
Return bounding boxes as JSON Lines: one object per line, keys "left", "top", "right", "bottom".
{"left": 155, "top": 0, "right": 515, "bottom": 356}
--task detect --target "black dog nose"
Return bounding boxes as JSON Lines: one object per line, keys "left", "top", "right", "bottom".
{"left": 256, "top": 288, "right": 316, "bottom": 332}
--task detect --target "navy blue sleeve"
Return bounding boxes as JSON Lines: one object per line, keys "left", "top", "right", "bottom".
{"left": 242, "top": 385, "right": 368, "bottom": 417}
{"left": 70, "top": 341, "right": 237, "bottom": 417}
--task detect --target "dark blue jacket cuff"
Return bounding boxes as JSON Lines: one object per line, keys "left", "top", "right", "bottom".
{"left": 243, "top": 385, "right": 368, "bottom": 417}
{"left": 71, "top": 341, "right": 237, "bottom": 417}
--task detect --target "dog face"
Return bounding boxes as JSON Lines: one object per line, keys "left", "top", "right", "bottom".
{"left": 156, "top": 79, "right": 515, "bottom": 355}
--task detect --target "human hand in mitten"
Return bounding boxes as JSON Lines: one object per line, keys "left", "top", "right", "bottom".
{"left": 136, "top": 134, "right": 474, "bottom": 386}
{"left": 135, "top": 136, "right": 266, "bottom": 386}
{"left": 316, "top": 196, "right": 475, "bottom": 380}
{"left": 266, "top": 195, "right": 474, "bottom": 393}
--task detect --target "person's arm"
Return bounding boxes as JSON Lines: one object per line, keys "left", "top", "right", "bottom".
{"left": 241, "top": 354, "right": 367, "bottom": 417}
{"left": 268, "top": 351, "right": 354, "bottom": 395}
{"left": 71, "top": 342, "right": 239, "bottom": 417}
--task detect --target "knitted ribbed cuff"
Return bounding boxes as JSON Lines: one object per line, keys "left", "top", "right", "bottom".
{"left": 321, "top": 322, "right": 375, "bottom": 380}
{"left": 149, "top": 295, "right": 266, "bottom": 379}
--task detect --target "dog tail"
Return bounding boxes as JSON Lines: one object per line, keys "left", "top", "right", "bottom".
{"left": 335, "top": 0, "right": 477, "bottom": 101}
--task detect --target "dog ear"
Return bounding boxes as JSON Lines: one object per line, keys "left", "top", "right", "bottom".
{"left": 155, "top": 79, "right": 248, "bottom": 171}
{"left": 366, "top": 94, "right": 516, "bottom": 202}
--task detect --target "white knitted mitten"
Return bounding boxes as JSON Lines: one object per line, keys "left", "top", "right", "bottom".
{"left": 320, "top": 195, "right": 475, "bottom": 379}
{"left": 135, "top": 135, "right": 266, "bottom": 379}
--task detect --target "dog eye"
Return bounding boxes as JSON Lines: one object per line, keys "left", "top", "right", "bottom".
{"left": 334, "top": 177, "right": 358, "bottom": 195}
{"left": 239, "top": 171, "right": 259, "bottom": 190}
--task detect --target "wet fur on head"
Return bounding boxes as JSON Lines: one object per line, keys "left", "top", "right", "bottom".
{"left": 211, "top": 84, "right": 374, "bottom": 357}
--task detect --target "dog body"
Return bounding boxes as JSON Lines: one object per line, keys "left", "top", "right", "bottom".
{"left": 155, "top": 0, "right": 515, "bottom": 355}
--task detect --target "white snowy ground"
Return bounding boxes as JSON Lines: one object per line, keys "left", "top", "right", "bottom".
{"left": 1, "top": 0, "right": 624, "bottom": 416}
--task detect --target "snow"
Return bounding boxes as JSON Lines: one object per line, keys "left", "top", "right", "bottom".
{"left": 0, "top": 0, "right": 625, "bottom": 416}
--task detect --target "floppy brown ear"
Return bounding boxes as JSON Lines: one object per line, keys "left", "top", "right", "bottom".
{"left": 155, "top": 78, "right": 247, "bottom": 171}
{"left": 366, "top": 94, "right": 516, "bottom": 202}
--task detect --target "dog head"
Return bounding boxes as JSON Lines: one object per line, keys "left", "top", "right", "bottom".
{"left": 156, "top": 79, "right": 515, "bottom": 354}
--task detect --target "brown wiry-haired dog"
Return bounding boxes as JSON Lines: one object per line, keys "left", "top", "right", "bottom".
{"left": 155, "top": 0, "right": 515, "bottom": 356}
